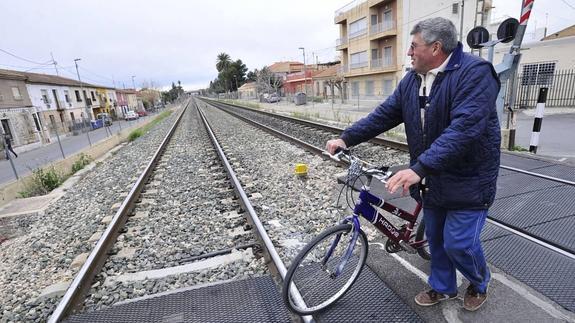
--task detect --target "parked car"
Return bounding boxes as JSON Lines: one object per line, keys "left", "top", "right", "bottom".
{"left": 265, "top": 93, "right": 280, "bottom": 103}
{"left": 96, "top": 113, "right": 113, "bottom": 126}
{"left": 125, "top": 111, "right": 138, "bottom": 121}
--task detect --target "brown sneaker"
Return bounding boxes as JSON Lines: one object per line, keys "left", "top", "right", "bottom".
{"left": 414, "top": 289, "right": 457, "bottom": 306}
{"left": 463, "top": 285, "right": 488, "bottom": 311}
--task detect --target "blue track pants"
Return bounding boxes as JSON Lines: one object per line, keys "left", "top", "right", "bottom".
{"left": 423, "top": 207, "right": 490, "bottom": 294}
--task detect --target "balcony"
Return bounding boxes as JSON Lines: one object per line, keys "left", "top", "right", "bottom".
{"left": 349, "top": 28, "right": 368, "bottom": 40}
{"left": 350, "top": 61, "right": 369, "bottom": 69}
{"left": 368, "top": 0, "right": 390, "bottom": 7}
{"left": 369, "top": 20, "right": 396, "bottom": 39}
{"left": 335, "top": 0, "right": 367, "bottom": 23}
{"left": 336, "top": 38, "right": 348, "bottom": 50}
{"left": 370, "top": 58, "right": 394, "bottom": 71}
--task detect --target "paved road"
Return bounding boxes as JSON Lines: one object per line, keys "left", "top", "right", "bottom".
{"left": 0, "top": 117, "right": 149, "bottom": 185}
{"left": 514, "top": 111, "right": 575, "bottom": 164}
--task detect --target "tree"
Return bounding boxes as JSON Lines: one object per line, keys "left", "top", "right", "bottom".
{"left": 210, "top": 54, "right": 248, "bottom": 94}
{"left": 216, "top": 53, "right": 231, "bottom": 72}
{"left": 246, "top": 70, "right": 257, "bottom": 82}
{"left": 161, "top": 81, "right": 184, "bottom": 102}
{"left": 256, "top": 66, "right": 283, "bottom": 95}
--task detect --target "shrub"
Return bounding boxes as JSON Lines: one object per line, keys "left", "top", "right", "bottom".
{"left": 128, "top": 129, "right": 143, "bottom": 141}
{"left": 19, "top": 167, "right": 64, "bottom": 198}
{"left": 71, "top": 153, "right": 93, "bottom": 173}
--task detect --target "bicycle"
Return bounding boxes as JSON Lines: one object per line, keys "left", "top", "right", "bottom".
{"left": 282, "top": 148, "right": 430, "bottom": 315}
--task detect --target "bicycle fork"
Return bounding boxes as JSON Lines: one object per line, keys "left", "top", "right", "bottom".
{"left": 321, "top": 216, "right": 362, "bottom": 279}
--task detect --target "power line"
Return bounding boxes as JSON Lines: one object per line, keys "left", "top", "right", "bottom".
{"left": 0, "top": 48, "right": 52, "bottom": 65}
{"left": 79, "top": 66, "right": 115, "bottom": 82}
{"left": 561, "top": 0, "right": 575, "bottom": 10}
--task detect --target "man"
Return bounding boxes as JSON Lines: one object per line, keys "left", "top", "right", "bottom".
{"left": 326, "top": 17, "right": 500, "bottom": 311}
{"left": 4, "top": 133, "right": 18, "bottom": 159}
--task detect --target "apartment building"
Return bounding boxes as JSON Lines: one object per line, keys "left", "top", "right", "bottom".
{"left": 335, "top": 0, "right": 402, "bottom": 101}
{"left": 335, "top": 0, "right": 493, "bottom": 101}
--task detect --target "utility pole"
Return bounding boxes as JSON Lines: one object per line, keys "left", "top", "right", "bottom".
{"left": 299, "top": 47, "right": 307, "bottom": 99}
{"left": 459, "top": 1, "right": 465, "bottom": 42}
{"left": 74, "top": 58, "right": 92, "bottom": 146}
{"left": 131, "top": 76, "right": 136, "bottom": 90}
{"left": 51, "top": 52, "right": 59, "bottom": 76}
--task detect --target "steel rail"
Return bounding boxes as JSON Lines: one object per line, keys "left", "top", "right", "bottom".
{"left": 204, "top": 98, "right": 575, "bottom": 186}
{"left": 201, "top": 97, "right": 409, "bottom": 152}
{"left": 194, "top": 100, "right": 314, "bottom": 323}
{"left": 48, "top": 102, "right": 189, "bottom": 322}
{"left": 200, "top": 99, "right": 575, "bottom": 261}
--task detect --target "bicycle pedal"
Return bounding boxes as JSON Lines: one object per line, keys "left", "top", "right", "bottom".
{"left": 398, "top": 240, "right": 417, "bottom": 254}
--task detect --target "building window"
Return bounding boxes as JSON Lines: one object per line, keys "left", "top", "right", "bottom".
{"left": 452, "top": 3, "right": 459, "bottom": 14}
{"left": 383, "top": 10, "right": 393, "bottom": 30}
{"left": 521, "top": 62, "right": 556, "bottom": 86}
{"left": 32, "top": 113, "right": 41, "bottom": 131}
{"left": 351, "top": 81, "right": 360, "bottom": 97}
{"left": 75, "top": 90, "right": 82, "bottom": 102}
{"left": 383, "top": 79, "right": 393, "bottom": 95}
{"left": 41, "top": 89, "right": 50, "bottom": 104}
{"left": 349, "top": 17, "right": 367, "bottom": 39}
{"left": 64, "top": 90, "right": 70, "bottom": 103}
{"left": 365, "top": 80, "right": 374, "bottom": 96}
{"left": 350, "top": 51, "right": 368, "bottom": 69}
{"left": 91, "top": 91, "right": 96, "bottom": 101}
{"left": 383, "top": 46, "right": 393, "bottom": 66}
{"left": 11, "top": 87, "right": 22, "bottom": 100}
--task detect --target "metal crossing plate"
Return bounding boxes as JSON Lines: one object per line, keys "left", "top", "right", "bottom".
{"left": 501, "top": 153, "right": 554, "bottom": 170}
{"left": 524, "top": 216, "right": 575, "bottom": 251}
{"left": 491, "top": 185, "right": 575, "bottom": 229}
{"left": 482, "top": 223, "right": 575, "bottom": 312}
{"left": 64, "top": 275, "right": 291, "bottom": 323}
{"left": 315, "top": 264, "right": 423, "bottom": 323}
{"left": 529, "top": 164, "right": 575, "bottom": 182}
{"left": 495, "top": 172, "right": 562, "bottom": 199}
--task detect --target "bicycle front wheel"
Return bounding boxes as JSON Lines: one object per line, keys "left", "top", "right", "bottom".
{"left": 282, "top": 223, "right": 368, "bottom": 315}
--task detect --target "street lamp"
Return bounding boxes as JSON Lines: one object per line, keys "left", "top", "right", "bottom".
{"left": 233, "top": 75, "right": 239, "bottom": 99}
{"left": 298, "top": 47, "right": 307, "bottom": 99}
{"left": 131, "top": 75, "right": 136, "bottom": 90}
{"left": 74, "top": 58, "right": 93, "bottom": 146}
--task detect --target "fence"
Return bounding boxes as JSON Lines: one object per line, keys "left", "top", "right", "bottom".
{"left": 507, "top": 69, "right": 575, "bottom": 109}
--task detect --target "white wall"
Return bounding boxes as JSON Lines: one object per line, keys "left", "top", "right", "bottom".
{"left": 25, "top": 83, "right": 70, "bottom": 112}
{"left": 493, "top": 36, "right": 575, "bottom": 71}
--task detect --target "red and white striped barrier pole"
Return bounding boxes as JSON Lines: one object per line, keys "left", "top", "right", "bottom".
{"left": 520, "top": 0, "right": 534, "bottom": 27}
{"left": 529, "top": 87, "right": 548, "bottom": 154}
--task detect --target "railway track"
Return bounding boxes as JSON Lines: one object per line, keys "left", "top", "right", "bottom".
{"left": 2, "top": 96, "right": 573, "bottom": 322}
{"left": 197, "top": 98, "right": 575, "bottom": 259}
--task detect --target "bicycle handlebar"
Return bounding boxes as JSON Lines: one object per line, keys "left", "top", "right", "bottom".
{"left": 323, "top": 147, "right": 393, "bottom": 182}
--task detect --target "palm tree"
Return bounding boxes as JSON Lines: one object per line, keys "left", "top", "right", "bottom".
{"left": 216, "top": 53, "right": 231, "bottom": 72}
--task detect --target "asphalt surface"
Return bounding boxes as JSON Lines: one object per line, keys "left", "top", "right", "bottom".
{"left": 514, "top": 111, "right": 575, "bottom": 165}
{"left": 0, "top": 117, "right": 149, "bottom": 185}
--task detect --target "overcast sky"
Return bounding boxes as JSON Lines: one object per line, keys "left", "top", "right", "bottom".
{"left": 0, "top": 0, "right": 572, "bottom": 91}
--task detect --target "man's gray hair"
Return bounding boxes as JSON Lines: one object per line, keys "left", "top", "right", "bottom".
{"left": 411, "top": 17, "right": 458, "bottom": 54}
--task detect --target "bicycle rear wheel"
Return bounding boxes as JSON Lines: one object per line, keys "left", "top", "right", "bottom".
{"left": 282, "top": 223, "right": 368, "bottom": 315}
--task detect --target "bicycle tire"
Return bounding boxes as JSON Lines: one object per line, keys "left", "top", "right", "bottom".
{"left": 415, "top": 218, "right": 431, "bottom": 260}
{"left": 282, "top": 223, "right": 368, "bottom": 315}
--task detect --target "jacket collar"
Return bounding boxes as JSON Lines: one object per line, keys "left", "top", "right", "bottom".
{"left": 443, "top": 42, "right": 464, "bottom": 71}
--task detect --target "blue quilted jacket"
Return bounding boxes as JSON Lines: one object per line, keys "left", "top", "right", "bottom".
{"left": 341, "top": 43, "right": 501, "bottom": 209}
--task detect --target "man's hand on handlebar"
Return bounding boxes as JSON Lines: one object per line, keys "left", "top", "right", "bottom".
{"left": 386, "top": 169, "right": 421, "bottom": 196}
{"left": 326, "top": 139, "right": 347, "bottom": 155}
